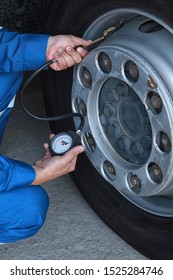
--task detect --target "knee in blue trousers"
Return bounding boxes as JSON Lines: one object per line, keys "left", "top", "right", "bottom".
{"left": 0, "top": 185, "right": 49, "bottom": 243}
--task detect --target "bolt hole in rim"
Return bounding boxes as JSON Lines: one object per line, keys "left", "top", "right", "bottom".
{"left": 71, "top": 9, "right": 173, "bottom": 216}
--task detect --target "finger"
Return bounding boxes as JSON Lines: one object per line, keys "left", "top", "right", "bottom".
{"left": 49, "top": 134, "right": 55, "bottom": 140}
{"left": 61, "top": 145, "right": 85, "bottom": 164}
{"left": 58, "top": 47, "right": 78, "bottom": 67}
{"left": 34, "top": 160, "right": 42, "bottom": 167}
{"left": 44, "top": 143, "right": 49, "bottom": 150}
{"left": 75, "top": 46, "right": 88, "bottom": 58}
{"left": 43, "top": 143, "right": 52, "bottom": 157}
{"left": 54, "top": 51, "right": 68, "bottom": 70}
{"left": 58, "top": 48, "right": 75, "bottom": 67}
{"left": 66, "top": 46, "right": 83, "bottom": 64}
{"left": 71, "top": 35, "right": 92, "bottom": 47}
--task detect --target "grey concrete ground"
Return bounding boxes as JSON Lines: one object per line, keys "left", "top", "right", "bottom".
{"left": 0, "top": 73, "right": 145, "bottom": 260}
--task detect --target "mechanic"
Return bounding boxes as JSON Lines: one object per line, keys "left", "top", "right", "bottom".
{"left": 0, "top": 26, "right": 91, "bottom": 243}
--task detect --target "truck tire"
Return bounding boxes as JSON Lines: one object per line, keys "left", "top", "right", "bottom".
{"left": 42, "top": 0, "right": 173, "bottom": 259}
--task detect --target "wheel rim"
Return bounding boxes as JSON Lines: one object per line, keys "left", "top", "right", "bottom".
{"left": 72, "top": 9, "right": 173, "bottom": 216}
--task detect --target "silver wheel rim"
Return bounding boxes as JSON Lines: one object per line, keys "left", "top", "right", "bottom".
{"left": 72, "top": 8, "right": 173, "bottom": 216}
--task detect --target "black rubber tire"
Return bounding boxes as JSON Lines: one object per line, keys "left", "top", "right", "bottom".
{"left": 42, "top": 0, "right": 173, "bottom": 259}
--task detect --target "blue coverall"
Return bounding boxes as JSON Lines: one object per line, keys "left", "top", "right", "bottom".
{"left": 0, "top": 27, "right": 50, "bottom": 243}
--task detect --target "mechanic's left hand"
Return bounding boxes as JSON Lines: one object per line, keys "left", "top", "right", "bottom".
{"left": 32, "top": 134, "right": 85, "bottom": 185}
{"left": 46, "top": 34, "right": 91, "bottom": 71}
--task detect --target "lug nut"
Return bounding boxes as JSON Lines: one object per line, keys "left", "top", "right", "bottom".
{"left": 108, "top": 122, "right": 121, "bottom": 136}
{"left": 103, "top": 103, "right": 116, "bottom": 118}
{"left": 159, "top": 132, "right": 171, "bottom": 153}
{"left": 148, "top": 163, "right": 163, "bottom": 183}
{"left": 78, "top": 99, "right": 87, "bottom": 116}
{"left": 150, "top": 94, "right": 162, "bottom": 110}
{"left": 132, "top": 142, "right": 144, "bottom": 156}
{"left": 153, "top": 166, "right": 161, "bottom": 177}
{"left": 156, "top": 132, "right": 171, "bottom": 154}
{"left": 147, "top": 92, "right": 162, "bottom": 114}
{"left": 118, "top": 136, "right": 131, "bottom": 151}
{"left": 116, "top": 82, "right": 130, "bottom": 97}
{"left": 124, "top": 61, "right": 139, "bottom": 82}
{"left": 84, "top": 133, "right": 96, "bottom": 152}
{"left": 131, "top": 175, "right": 141, "bottom": 188}
{"left": 88, "top": 137, "right": 94, "bottom": 146}
{"left": 129, "top": 174, "right": 141, "bottom": 194}
{"left": 161, "top": 135, "right": 168, "bottom": 146}
{"left": 103, "top": 161, "right": 116, "bottom": 180}
{"left": 102, "top": 55, "right": 111, "bottom": 68}
{"left": 104, "top": 161, "right": 116, "bottom": 175}
{"left": 81, "top": 67, "right": 92, "bottom": 87}
{"left": 98, "top": 52, "right": 112, "bottom": 73}
{"left": 83, "top": 70, "right": 91, "bottom": 83}
{"left": 108, "top": 88, "right": 120, "bottom": 103}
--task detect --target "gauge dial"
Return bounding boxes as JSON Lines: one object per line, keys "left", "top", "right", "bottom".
{"left": 50, "top": 131, "right": 81, "bottom": 155}
{"left": 50, "top": 133, "right": 73, "bottom": 155}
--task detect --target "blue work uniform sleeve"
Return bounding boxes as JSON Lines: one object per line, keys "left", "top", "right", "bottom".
{"left": 0, "top": 28, "right": 49, "bottom": 72}
{"left": 0, "top": 155, "right": 36, "bottom": 191}
{"left": 0, "top": 28, "right": 49, "bottom": 189}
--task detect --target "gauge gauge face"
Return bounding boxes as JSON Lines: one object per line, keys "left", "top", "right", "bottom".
{"left": 50, "top": 133, "right": 73, "bottom": 155}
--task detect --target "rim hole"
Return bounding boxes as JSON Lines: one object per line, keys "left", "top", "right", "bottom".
{"left": 146, "top": 92, "right": 162, "bottom": 114}
{"left": 82, "top": 132, "right": 96, "bottom": 152}
{"left": 80, "top": 67, "right": 92, "bottom": 88}
{"left": 148, "top": 162, "right": 163, "bottom": 184}
{"left": 103, "top": 161, "right": 116, "bottom": 181}
{"left": 75, "top": 97, "right": 87, "bottom": 117}
{"left": 128, "top": 173, "right": 142, "bottom": 194}
{"left": 139, "top": 19, "right": 163, "bottom": 33}
{"left": 156, "top": 131, "right": 171, "bottom": 154}
{"left": 124, "top": 61, "right": 139, "bottom": 83}
{"left": 98, "top": 52, "right": 112, "bottom": 73}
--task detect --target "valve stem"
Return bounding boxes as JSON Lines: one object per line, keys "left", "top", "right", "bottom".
{"left": 91, "top": 19, "right": 125, "bottom": 45}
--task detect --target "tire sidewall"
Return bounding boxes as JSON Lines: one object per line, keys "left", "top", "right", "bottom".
{"left": 46, "top": 0, "right": 173, "bottom": 35}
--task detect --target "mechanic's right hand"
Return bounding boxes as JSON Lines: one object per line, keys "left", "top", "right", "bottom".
{"left": 32, "top": 134, "right": 85, "bottom": 185}
{"left": 46, "top": 34, "right": 91, "bottom": 71}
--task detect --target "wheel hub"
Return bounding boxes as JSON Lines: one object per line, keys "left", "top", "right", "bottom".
{"left": 99, "top": 77, "right": 152, "bottom": 164}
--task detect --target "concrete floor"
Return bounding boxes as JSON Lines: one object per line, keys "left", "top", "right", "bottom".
{"left": 0, "top": 73, "right": 145, "bottom": 260}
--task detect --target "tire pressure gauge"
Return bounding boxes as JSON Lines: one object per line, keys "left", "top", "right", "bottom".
{"left": 50, "top": 130, "right": 81, "bottom": 156}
